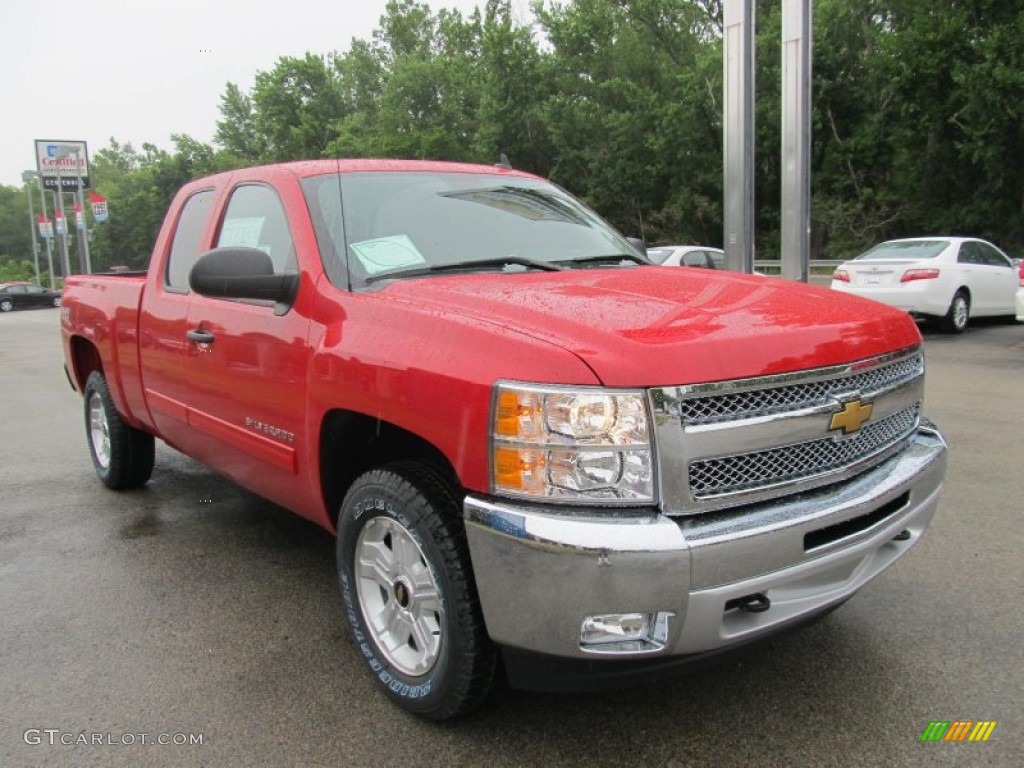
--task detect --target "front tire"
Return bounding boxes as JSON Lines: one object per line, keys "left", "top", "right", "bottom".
{"left": 336, "top": 463, "right": 496, "bottom": 720}
{"left": 83, "top": 371, "right": 155, "bottom": 489}
{"left": 940, "top": 289, "right": 970, "bottom": 334}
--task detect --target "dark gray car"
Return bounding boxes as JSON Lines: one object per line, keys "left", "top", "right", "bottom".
{"left": 0, "top": 282, "right": 61, "bottom": 312}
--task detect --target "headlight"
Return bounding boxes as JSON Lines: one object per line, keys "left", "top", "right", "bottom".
{"left": 490, "top": 383, "right": 654, "bottom": 504}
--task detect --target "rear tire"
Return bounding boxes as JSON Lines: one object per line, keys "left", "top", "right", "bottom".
{"left": 0, "top": 299, "right": 12, "bottom": 312}
{"left": 336, "top": 462, "right": 496, "bottom": 720}
{"left": 940, "top": 290, "right": 970, "bottom": 334}
{"left": 83, "top": 371, "right": 155, "bottom": 489}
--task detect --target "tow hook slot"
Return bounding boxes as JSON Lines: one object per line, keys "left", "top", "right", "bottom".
{"left": 725, "top": 592, "right": 771, "bottom": 614}
{"left": 892, "top": 530, "right": 911, "bottom": 541}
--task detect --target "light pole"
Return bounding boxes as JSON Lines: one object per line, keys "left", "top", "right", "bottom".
{"left": 21, "top": 171, "right": 42, "bottom": 285}
{"left": 723, "top": 0, "right": 755, "bottom": 274}
{"left": 74, "top": 148, "right": 92, "bottom": 274}
{"left": 781, "top": 0, "right": 812, "bottom": 281}
{"left": 46, "top": 174, "right": 73, "bottom": 281}
{"left": 53, "top": 144, "right": 92, "bottom": 274}
{"left": 36, "top": 175, "right": 57, "bottom": 289}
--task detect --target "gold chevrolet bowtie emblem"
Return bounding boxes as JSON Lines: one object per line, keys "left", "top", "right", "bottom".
{"left": 829, "top": 399, "right": 873, "bottom": 435}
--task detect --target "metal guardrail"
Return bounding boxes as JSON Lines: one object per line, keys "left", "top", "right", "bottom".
{"left": 754, "top": 259, "right": 839, "bottom": 273}
{"left": 753, "top": 260, "right": 839, "bottom": 284}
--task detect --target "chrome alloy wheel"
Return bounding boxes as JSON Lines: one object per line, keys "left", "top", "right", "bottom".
{"left": 88, "top": 391, "right": 111, "bottom": 469}
{"left": 354, "top": 516, "right": 443, "bottom": 676}
{"left": 952, "top": 295, "right": 969, "bottom": 331}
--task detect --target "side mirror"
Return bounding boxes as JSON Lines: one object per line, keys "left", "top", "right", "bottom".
{"left": 189, "top": 247, "right": 298, "bottom": 315}
{"left": 626, "top": 237, "right": 646, "bottom": 255}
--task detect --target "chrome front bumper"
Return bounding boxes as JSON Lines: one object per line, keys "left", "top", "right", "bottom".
{"left": 463, "top": 424, "right": 946, "bottom": 663}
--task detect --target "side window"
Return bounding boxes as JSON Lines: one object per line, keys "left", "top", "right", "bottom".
{"left": 165, "top": 191, "right": 213, "bottom": 291}
{"left": 975, "top": 242, "right": 1010, "bottom": 268}
{"left": 8, "top": 285, "right": 27, "bottom": 294}
{"left": 682, "top": 251, "right": 706, "bottom": 267}
{"left": 956, "top": 243, "right": 978, "bottom": 265}
{"left": 215, "top": 185, "right": 297, "bottom": 275}
{"left": 26, "top": 285, "right": 44, "bottom": 294}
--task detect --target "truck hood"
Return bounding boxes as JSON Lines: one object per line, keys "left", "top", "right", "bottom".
{"left": 377, "top": 267, "right": 921, "bottom": 387}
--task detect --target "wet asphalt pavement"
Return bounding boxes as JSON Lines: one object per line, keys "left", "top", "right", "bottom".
{"left": 1, "top": 308, "right": 1021, "bottom": 767}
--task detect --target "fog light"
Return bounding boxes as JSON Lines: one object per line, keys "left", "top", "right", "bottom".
{"left": 579, "top": 611, "right": 672, "bottom": 654}
{"left": 581, "top": 613, "right": 650, "bottom": 644}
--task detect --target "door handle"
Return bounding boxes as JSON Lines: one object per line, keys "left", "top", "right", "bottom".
{"left": 187, "top": 329, "right": 215, "bottom": 345}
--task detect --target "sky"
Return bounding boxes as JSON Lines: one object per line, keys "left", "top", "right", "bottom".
{"left": 0, "top": 0, "right": 531, "bottom": 189}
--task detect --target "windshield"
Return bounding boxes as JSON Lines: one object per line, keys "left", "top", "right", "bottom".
{"left": 855, "top": 240, "right": 949, "bottom": 261}
{"left": 301, "top": 172, "right": 642, "bottom": 288}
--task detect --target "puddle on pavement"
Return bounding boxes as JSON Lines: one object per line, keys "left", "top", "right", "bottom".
{"left": 119, "top": 510, "right": 163, "bottom": 540}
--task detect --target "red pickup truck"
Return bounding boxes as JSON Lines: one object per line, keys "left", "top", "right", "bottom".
{"left": 61, "top": 160, "right": 947, "bottom": 720}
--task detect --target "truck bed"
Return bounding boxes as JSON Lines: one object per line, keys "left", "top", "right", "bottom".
{"left": 61, "top": 273, "right": 151, "bottom": 432}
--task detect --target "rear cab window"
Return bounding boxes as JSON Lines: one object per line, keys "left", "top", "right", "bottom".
{"left": 165, "top": 191, "right": 214, "bottom": 292}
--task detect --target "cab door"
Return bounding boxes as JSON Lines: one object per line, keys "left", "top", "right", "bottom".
{"left": 180, "top": 175, "right": 316, "bottom": 514}
{"left": 139, "top": 186, "right": 219, "bottom": 449}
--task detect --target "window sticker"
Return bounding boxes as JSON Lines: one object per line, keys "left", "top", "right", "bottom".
{"left": 349, "top": 234, "right": 426, "bottom": 274}
{"left": 219, "top": 217, "right": 266, "bottom": 249}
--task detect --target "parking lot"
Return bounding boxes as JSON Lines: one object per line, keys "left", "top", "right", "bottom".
{"left": 1, "top": 308, "right": 1021, "bottom": 767}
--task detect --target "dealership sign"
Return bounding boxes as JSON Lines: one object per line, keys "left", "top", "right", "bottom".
{"left": 35, "top": 139, "right": 90, "bottom": 190}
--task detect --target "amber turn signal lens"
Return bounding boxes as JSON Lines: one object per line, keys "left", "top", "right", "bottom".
{"left": 493, "top": 446, "right": 547, "bottom": 493}
{"left": 493, "top": 446, "right": 525, "bottom": 489}
{"left": 495, "top": 391, "right": 521, "bottom": 437}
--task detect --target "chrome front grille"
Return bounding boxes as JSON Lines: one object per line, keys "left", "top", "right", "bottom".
{"left": 689, "top": 404, "right": 920, "bottom": 498}
{"left": 680, "top": 352, "right": 923, "bottom": 426}
{"left": 651, "top": 346, "right": 925, "bottom": 515}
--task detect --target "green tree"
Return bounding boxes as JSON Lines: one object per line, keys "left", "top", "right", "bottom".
{"left": 88, "top": 135, "right": 228, "bottom": 271}
{"left": 251, "top": 53, "right": 347, "bottom": 161}
{"left": 535, "top": 0, "right": 725, "bottom": 242}
{"left": 330, "top": 1, "right": 486, "bottom": 160}
{"left": 0, "top": 184, "right": 34, "bottom": 266}
{"left": 474, "top": 0, "right": 554, "bottom": 173}
{"left": 215, "top": 83, "right": 268, "bottom": 162}
{"left": 0, "top": 259, "right": 44, "bottom": 283}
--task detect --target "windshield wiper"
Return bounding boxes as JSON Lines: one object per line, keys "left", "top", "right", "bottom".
{"left": 558, "top": 253, "right": 649, "bottom": 268}
{"left": 363, "top": 256, "right": 564, "bottom": 284}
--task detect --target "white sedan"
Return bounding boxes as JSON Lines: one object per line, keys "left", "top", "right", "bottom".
{"left": 1016, "top": 259, "right": 1024, "bottom": 322}
{"left": 830, "top": 237, "right": 1018, "bottom": 333}
{"left": 647, "top": 245, "right": 726, "bottom": 270}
